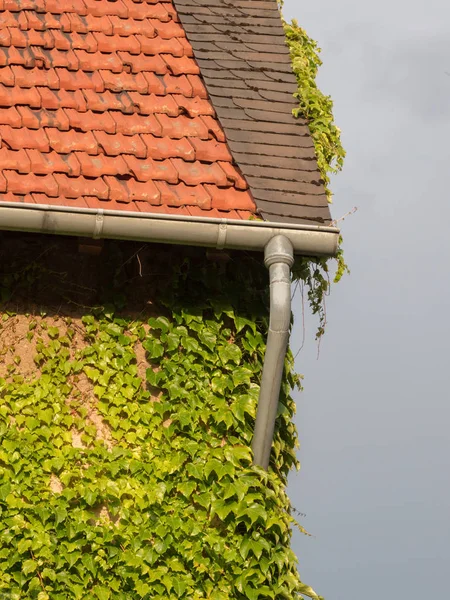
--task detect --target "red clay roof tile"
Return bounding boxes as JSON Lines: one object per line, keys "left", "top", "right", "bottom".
{"left": 57, "top": 68, "right": 104, "bottom": 92}
{"left": 55, "top": 173, "right": 108, "bottom": 199}
{"left": 0, "top": 106, "right": 21, "bottom": 127}
{"left": 75, "top": 152, "right": 128, "bottom": 178}
{"left": 33, "top": 193, "right": 89, "bottom": 208}
{"left": 189, "top": 138, "right": 232, "bottom": 163}
{"left": 46, "top": 128, "right": 98, "bottom": 154}
{"left": 141, "top": 134, "right": 195, "bottom": 161}
{"left": 149, "top": 18, "right": 185, "bottom": 39}
{"left": 118, "top": 52, "right": 168, "bottom": 75}
{"left": 128, "top": 92, "right": 178, "bottom": 116}
{"left": 171, "top": 158, "right": 228, "bottom": 187}
{"left": 100, "top": 70, "right": 148, "bottom": 93}
{"left": 155, "top": 113, "right": 209, "bottom": 139}
{"left": 65, "top": 108, "right": 116, "bottom": 133}
{"left": 112, "top": 177, "right": 161, "bottom": 204}
{"left": 0, "top": 147, "right": 30, "bottom": 173}
{"left": 5, "top": 171, "right": 58, "bottom": 196}
{"left": 218, "top": 161, "right": 248, "bottom": 190}
{"left": 141, "top": 71, "right": 166, "bottom": 95}
{"left": 0, "top": 172, "right": 7, "bottom": 193}
{"left": 34, "top": 48, "right": 80, "bottom": 71}
{"left": 162, "top": 73, "right": 193, "bottom": 97}
{"left": 1, "top": 125, "right": 50, "bottom": 151}
{"left": 161, "top": 54, "right": 199, "bottom": 76}
{"left": 83, "top": 0, "right": 128, "bottom": 19}
{"left": 173, "top": 95, "right": 215, "bottom": 118}
{"left": 82, "top": 89, "right": 128, "bottom": 113}
{"left": 0, "top": 0, "right": 257, "bottom": 220}
{"left": 18, "top": 106, "right": 70, "bottom": 130}
{"left": 0, "top": 83, "right": 41, "bottom": 108}
{"left": 94, "top": 131, "right": 147, "bottom": 158}
{"left": 166, "top": 182, "right": 211, "bottom": 209}
{"left": 75, "top": 50, "right": 122, "bottom": 73}
{"left": 124, "top": 155, "right": 178, "bottom": 184}
{"left": 26, "top": 149, "right": 80, "bottom": 176}
{"left": 111, "top": 111, "right": 161, "bottom": 136}
{"left": 1, "top": 191, "right": 33, "bottom": 203}
{"left": 94, "top": 32, "right": 141, "bottom": 55}
{"left": 136, "top": 202, "right": 190, "bottom": 216}
{"left": 200, "top": 115, "right": 226, "bottom": 143}
{"left": 133, "top": 35, "right": 184, "bottom": 57}
{"left": 205, "top": 186, "right": 255, "bottom": 212}
{"left": 105, "top": 175, "right": 161, "bottom": 204}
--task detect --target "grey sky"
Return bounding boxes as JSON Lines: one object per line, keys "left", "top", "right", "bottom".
{"left": 284, "top": 1, "right": 450, "bottom": 598}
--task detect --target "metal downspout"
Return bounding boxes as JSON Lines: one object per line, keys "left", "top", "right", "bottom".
{"left": 252, "top": 235, "right": 294, "bottom": 470}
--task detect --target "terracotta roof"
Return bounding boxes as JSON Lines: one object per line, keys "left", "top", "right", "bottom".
{"left": 0, "top": 0, "right": 331, "bottom": 225}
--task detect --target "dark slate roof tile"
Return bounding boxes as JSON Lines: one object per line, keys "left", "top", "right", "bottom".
{"left": 173, "top": 0, "right": 331, "bottom": 225}
{"left": 232, "top": 153, "right": 317, "bottom": 171}
{"left": 226, "top": 140, "right": 313, "bottom": 159}
{"left": 252, "top": 189, "right": 329, "bottom": 208}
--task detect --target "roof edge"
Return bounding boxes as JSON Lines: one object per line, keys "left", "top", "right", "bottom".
{"left": 0, "top": 203, "right": 339, "bottom": 257}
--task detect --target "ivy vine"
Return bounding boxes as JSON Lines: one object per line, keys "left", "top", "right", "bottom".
{"left": 278, "top": 1, "right": 349, "bottom": 320}
{"left": 278, "top": 1, "right": 346, "bottom": 202}
{"left": 0, "top": 239, "right": 324, "bottom": 599}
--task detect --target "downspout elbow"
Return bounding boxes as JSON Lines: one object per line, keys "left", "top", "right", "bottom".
{"left": 252, "top": 235, "right": 294, "bottom": 469}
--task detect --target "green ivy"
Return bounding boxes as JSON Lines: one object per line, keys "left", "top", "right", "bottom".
{"left": 0, "top": 242, "right": 323, "bottom": 600}
{"left": 279, "top": 2, "right": 349, "bottom": 305}
{"left": 278, "top": 1, "right": 346, "bottom": 202}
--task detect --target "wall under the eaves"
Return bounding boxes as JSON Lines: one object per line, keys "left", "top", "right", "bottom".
{"left": 0, "top": 232, "right": 309, "bottom": 599}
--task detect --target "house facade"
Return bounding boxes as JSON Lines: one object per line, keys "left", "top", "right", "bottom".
{"left": 0, "top": 0, "right": 337, "bottom": 597}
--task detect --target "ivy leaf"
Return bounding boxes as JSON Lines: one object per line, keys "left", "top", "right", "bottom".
{"left": 234, "top": 316, "right": 256, "bottom": 334}
{"left": 148, "top": 316, "right": 171, "bottom": 333}
{"left": 82, "top": 553, "right": 97, "bottom": 576}
{"left": 25, "top": 416, "right": 39, "bottom": 430}
{"left": 105, "top": 323, "right": 122, "bottom": 337}
{"left": 232, "top": 395, "right": 255, "bottom": 422}
{"left": 211, "top": 498, "right": 234, "bottom": 521}
{"left": 298, "top": 583, "right": 320, "bottom": 598}
{"left": 240, "top": 536, "right": 251, "bottom": 560}
{"left": 232, "top": 367, "right": 253, "bottom": 387}
{"left": 146, "top": 368, "right": 163, "bottom": 387}
{"left": 222, "top": 483, "right": 238, "bottom": 501}
{"left": 0, "top": 482, "right": 11, "bottom": 500}
{"left": 83, "top": 488, "right": 97, "bottom": 506}
{"left": 17, "top": 538, "right": 32, "bottom": 554}
{"left": 218, "top": 344, "right": 242, "bottom": 365}
{"left": 22, "top": 559, "right": 37, "bottom": 575}
{"left": 199, "top": 330, "right": 217, "bottom": 351}
{"left": 166, "top": 332, "right": 180, "bottom": 351}
{"left": 204, "top": 458, "right": 222, "bottom": 479}
{"left": 93, "top": 586, "right": 111, "bottom": 600}
{"left": 143, "top": 339, "right": 165, "bottom": 359}
{"left": 84, "top": 366, "right": 99, "bottom": 382}
{"left": 177, "top": 481, "right": 196, "bottom": 498}
{"left": 211, "top": 375, "right": 232, "bottom": 395}
{"left": 54, "top": 506, "right": 67, "bottom": 526}
{"left": 225, "top": 445, "right": 252, "bottom": 465}
{"left": 181, "top": 336, "right": 200, "bottom": 353}
{"left": 172, "top": 579, "right": 187, "bottom": 597}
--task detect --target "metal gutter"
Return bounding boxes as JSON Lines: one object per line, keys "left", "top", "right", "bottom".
{"left": 0, "top": 202, "right": 339, "bottom": 256}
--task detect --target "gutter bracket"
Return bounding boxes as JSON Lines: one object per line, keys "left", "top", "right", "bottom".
{"left": 216, "top": 220, "right": 228, "bottom": 249}
{"left": 252, "top": 234, "right": 294, "bottom": 470}
{"left": 93, "top": 210, "right": 104, "bottom": 240}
